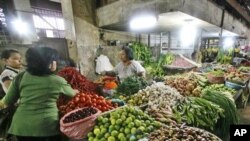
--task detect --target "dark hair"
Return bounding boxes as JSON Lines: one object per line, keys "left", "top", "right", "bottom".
{"left": 122, "top": 46, "right": 134, "bottom": 60}
{"left": 25, "top": 47, "right": 59, "bottom": 76}
{"left": 67, "top": 58, "right": 76, "bottom": 67}
{"left": 1, "top": 49, "right": 20, "bottom": 59}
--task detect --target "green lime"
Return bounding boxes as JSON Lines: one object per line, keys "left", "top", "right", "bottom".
{"left": 118, "top": 133, "right": 126, "bottom": 140}
{"left": 129, "top": 135, "right": 136, "bottom": 141}
{"left": 130, "top": 127, "right": 137, "bottom": 135}
{"left": 88, "top": 137, "right": 94, "bottom": 141}
{"left": 111, "top": 130, "right": 119, "bottom": 137}
{"left": 108, "top": 136, "right": 116, "bottom": 141}
{"left": 94, "top": 128, "right": 101, "bottom": 136}
{"left": 124, "top": 128, "right": 130, "bottom": 134}
{"left": 128, "top": 122, "right": 135, "bottom": 128}
{"left": 104, "top": 133, "right": 110, "bottom": 139}
{"left": 87, "top": 132, "right": 94, "bottom": 138}
{"left": 116, "top": 119, "right": 122, "bottom": 125}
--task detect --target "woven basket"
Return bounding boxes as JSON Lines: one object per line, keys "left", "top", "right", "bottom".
{"left": 207, "top": 73, "right": 225, "bottom": 84}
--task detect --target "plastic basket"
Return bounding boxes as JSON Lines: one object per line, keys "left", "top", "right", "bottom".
{"left": 60, "top": 107, "right": 101, "bottom": 139}
{"left": 225, "top": 81, "right": 246, "bottom": 90}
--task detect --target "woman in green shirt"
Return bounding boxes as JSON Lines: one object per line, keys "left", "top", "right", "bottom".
{"left": 0, "top": 47, "right": 77, "bottom": 141}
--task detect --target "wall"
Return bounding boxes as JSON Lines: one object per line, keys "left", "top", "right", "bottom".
{"left": 61, "top": 0, "right": 137, "bottom": 80}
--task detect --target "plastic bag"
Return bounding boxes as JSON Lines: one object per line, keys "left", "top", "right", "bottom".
{"left": 95, "top": 55, "right": 114, "bottom": 74}
{"left": 60, "top": 107, "right": 101, "bottom": 139}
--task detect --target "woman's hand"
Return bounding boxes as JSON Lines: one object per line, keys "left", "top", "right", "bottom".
{"left": 74, "top": 89, "right": 79, "bottom": 94}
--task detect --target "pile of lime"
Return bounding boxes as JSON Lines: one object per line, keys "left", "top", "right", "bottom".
{"left": 88, "top": 106, "right": 161, "bottom": 141}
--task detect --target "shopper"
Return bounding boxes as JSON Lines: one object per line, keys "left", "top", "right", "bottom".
{"left": 0, "top": 49, "right": 22, "bottom": 95}
{"left": 104, "top": 46, "right": 146, "bottom": 82}
{"left": 0, "top": 47, "right": 77, "bottom": 141}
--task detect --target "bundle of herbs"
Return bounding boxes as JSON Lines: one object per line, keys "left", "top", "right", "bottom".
{"left": 202, "top": 90, "right": 239, "bottom": 139}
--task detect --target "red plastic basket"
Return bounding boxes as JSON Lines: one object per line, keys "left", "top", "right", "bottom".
{"left": 60, "top": 107, "right": 101, "bottom": 139}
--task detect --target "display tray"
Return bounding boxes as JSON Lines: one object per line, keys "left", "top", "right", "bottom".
{"left": 163, "top": 65, "right": 196, "bottom": 70}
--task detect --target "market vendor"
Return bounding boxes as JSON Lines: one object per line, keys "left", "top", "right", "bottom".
{"left": 0, "top": 47, "right": 78, "bottom": 141}
{"left": 103, "top": 46, "right": 146, "bottom": 82}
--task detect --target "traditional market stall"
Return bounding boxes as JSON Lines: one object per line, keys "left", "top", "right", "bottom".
{"left": 0, "top": 0, "right": 250, "bottom": 141}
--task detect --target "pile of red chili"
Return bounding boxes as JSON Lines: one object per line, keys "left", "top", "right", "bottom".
{"left": 59, "top": 93, "right": 116, "bottom": 115}
{"left": 57, "top": 67, "right": 98, "bottom": 93}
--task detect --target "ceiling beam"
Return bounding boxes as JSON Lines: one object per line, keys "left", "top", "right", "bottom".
{"left": 226, "top": 0, "right": 250, "bottom": 23}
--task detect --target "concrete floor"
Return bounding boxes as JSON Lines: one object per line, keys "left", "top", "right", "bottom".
{"left": 239, "top": 102, "right": 250, "bottom": 124}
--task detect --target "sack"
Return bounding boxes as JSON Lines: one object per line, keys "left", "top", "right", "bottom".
{"left": 60, "top": 107, "right": 101, "bottom": 139}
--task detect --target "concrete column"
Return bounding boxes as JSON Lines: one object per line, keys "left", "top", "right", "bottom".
{"left": 61, "top": 0, "right": 100, "bottom": 79}
{"left": 12, "top": 0, "right": 37, "bottom": 44}
{"left": 61, "top": 0, "right": 76, "bottom": 41}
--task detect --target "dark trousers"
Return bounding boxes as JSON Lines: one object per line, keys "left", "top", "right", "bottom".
{"left": 16, "top": 135, "right": 61, "bottom": 141}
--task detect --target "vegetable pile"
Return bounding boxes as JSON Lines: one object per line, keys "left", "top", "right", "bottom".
{"left": 202, "top": 90, "right": 239, "bottom": 138}
{"left": 165, "top": 77, "right": 202, "bottom": 97}
{"left": 88, "top": 106, "right": 161, "bottom": 141}
{"left": 62, "top": 107, "right": 98, "bottom": 123}
{"left": 168, "top": 56, "right": 194, "bottom": 68}
{"left": 209, "top": 70, "right": 224, "bottom": 77}
{"left": 130, "top": 42, "right": 152, "bottom": 65}
{"left": 59, "top": 93, "right": 116, "bottom": 115}
{"left": 225, "top": 70, "right": 248, "bottom": 85}
{"left": 127, "top": 82, "right": 183, "bottom": 106}
{"left": 145, "top": 53, "right": 174, "bottom": 78}
{"left": 238, "top": 66, "right": 250, "bottom": 73}
{"left": 117, "top": 76, "right": 148, "bottom": 96}
{"left": 203, "top": 84, "right": 236, "bottom": 94}
{"left": 57, "top": 67, "right": 98, "bottom": 93}
{"left": 172, "top": 97, "right": 224, "bottom": 131}
{"left": 148, "top": 124, "right": 221, "bottom": 141}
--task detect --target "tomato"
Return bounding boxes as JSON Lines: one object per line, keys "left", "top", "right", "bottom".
{"left": 80, "top": 97, "right": 85, "bottom": 102}
{"left": 74, "top": 97, "right": 79, "bottom": 103}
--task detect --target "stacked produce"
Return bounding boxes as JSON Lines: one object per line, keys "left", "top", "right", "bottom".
{"left": 87, "top": 106, "right": 161, "bottom": 141}
{"left": 127, "top": 82, "right": 183, "bottom": 106}
{"left": 238, "top": 66, "right": 250, "bottom": 73}
{"left": 202, "top": 90, "right": 239, "bottom": 138}
{"left": 165, "top": 76, "right": 202, "bottom": 97}
{"left": 202, "top": 84, "right": 236, "bottom": 101}
{"left": 117, "top": 76, "right": 148, "bottom": 96}
{"left": 145, "top": 105, "right": 177, "bottom": 126}
{"left": 168, "top": 56, "right": 194, "bottom": 68}
{"left": 62, "top": 107, "right": 98, "bottom": 123}
{"left": 172, "top": 97, "right": 224, "bottom": 131}
{"left": 225, "top": 70, "right": 248, "bottom": 85}
{"left": 57, "top": 67, "right": 98, "bottom": 93}
{"left": 148, "top": 124, "right": 221, "bottom": 141}
{"left": 209, "top": 70, "right": 224, "bottom": 77}
{"left": 59, "top": 93, "right": 116, "bottom": 115}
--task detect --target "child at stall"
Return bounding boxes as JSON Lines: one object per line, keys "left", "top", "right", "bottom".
{"left": 0, "top": 49, "right": 22, "bottom": 98}
{"left": 0, "top": 49, "right": 22, "bottom": 141}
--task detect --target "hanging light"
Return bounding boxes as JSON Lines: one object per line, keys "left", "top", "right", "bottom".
{"left": 11, "top": 19, "right": 29, "bottom": 34}
{"left": 129, "top": 14, "right": 157, "bottom": 31}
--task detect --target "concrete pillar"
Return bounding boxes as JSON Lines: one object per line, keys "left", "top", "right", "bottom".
{"left": 11, "top": 0, "right": 37, "bottom": 44}
{"left": 61, "top": 0, "right": 100, "bottom": 79}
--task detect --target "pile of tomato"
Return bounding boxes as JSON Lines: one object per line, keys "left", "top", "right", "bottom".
{"left": 59, "top": 93, "right": 117, "bottom": 115}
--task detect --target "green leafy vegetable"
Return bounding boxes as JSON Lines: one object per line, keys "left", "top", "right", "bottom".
{"left": 116, "top": 76, "right": 148, "bottom": 96}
